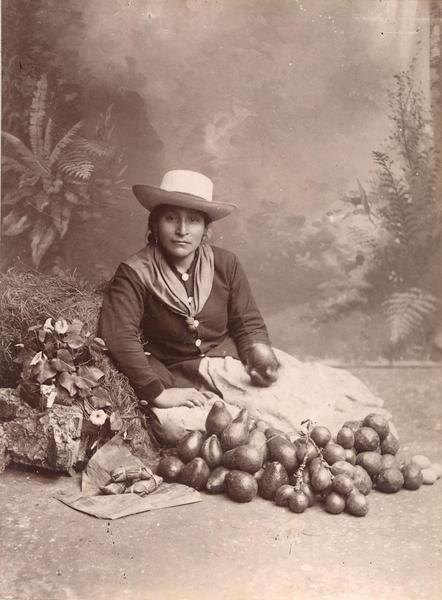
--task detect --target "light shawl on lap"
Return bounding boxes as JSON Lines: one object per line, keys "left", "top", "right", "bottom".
{"left": 123, "top": 243, "right": 214, "bottom": 317}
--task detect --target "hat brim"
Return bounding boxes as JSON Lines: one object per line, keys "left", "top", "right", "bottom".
{"left": 132, "top": 185, "right": 237, "bottom": 221}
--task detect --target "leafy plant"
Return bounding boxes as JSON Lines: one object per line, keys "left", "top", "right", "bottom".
{"left": 317, "top": 70, "right": 441, "bottom": 352}
{"left": 1, "top": 75, "right": 125, "bottom": 269}
{"left": 16, "top": 316, "right": 124, "bottom": 437}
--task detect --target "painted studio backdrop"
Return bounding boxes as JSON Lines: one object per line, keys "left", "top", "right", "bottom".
{"left": 1, "top": 0, "right": 441, "bottom": 360}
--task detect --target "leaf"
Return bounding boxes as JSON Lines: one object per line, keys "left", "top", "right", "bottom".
{"left": 38, "top": 328, "right": 47, "bottom": 343}
{"left": 67, "top": 319, "right": 84, "bottom": 335}
{"left": 43, "top": 117, "right": 53, "bottom": 160}
{"left": 2, "top": 210, "right": 31, "bottom": 236}
{"left": 73, "top": 374, "right": 94, "bottom": 392}
{"left": 90, "top": 387, "right": 112, "bottom": 409}
{"left": 30, "top": 218, "right": 56, "bottom": 267}
{"left": 2, "top": 186, "right": 34, "bottom": 207}
{"left": 43, "top": 317, "right": 54, "bottom": 331}
{"left": 50, "top": 200, "right": 72, "bottom": 238}
{"left": 2, "top": 131, "right": 48, "bottom": 177}
{"left": 49, "top": 358, "right": 75, "bottom": 373}
{"left": 32, "top": 356, "right": 58, "bottom": 383}
{"left": 64, "top": 333, "right": 85, "bottom": 349}
{"left": 54, "top": 319, "right": 69, "bottom": 334}
{"left": 49, "top": 120, "right": 83, "bottom": 167}
{"left": 58, "top": 372, "right": 77, "bottom": 396}
{"left": 92, "top": 337, "right": 108, "bottom": 350}
{"left": 77, "top": 365, "right": 105, "bottom": 386}
{"left": 33, "top": 190, "right": 50, "bottom": 212}
{"left": 30, "top": 351, "right": 43, "bottom": 366}
{"left": 110, "top": 411, "right": 123, "bottom": 432}
{"left": 56, "top": 350, "right": 75, "bottom": 370}
{"left": 29, "top": 74, "right": 48, "bottom": 160}
{"left": 383, "top": 288, "right": 439, "bottom": 345}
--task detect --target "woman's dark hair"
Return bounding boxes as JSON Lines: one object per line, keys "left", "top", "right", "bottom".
{"left": 145, "top": 204, "right": 212, "bottom": 244}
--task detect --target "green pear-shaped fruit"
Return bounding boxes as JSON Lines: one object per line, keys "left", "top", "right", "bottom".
{"left": 223, "top": 444, "right": 263, "bottom": 473}
{"left": 248, "top": 429, "right": 268, "bottom": 463}
{"left": 220, "top": 408, "right": 250, "bottom": 450}
{"left": 176, "top": 430, "right": 204, "bottom": 463}
{"left": 156, "top": 456, "right": 184, "bottom": 482}
{"left": 206, "top": 466, "right": 230, "bottom": 494}
{"left": 258, "top": 461, "right": 289, "bottom": 500}
{"left": 178, "top": 457, "right": 210, "bottom": 490}
{"left": 267, "top": 435, "right": 298, "bottom": 473}
{"left": 200, "top": 434, "right": 223, "bottom": 469}
{"left": 205, "top": 400, "right": 233, "bottom": 436}
{"left": 226, "top": 470, "right": 258, "bottom": 502}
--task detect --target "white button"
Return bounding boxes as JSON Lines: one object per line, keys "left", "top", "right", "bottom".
{"left": 195, "top": 339, "right": 202, "bottom": 347}
{"left": 181, "top": 273, "right": 189, "bottom": 281}
{"left": 193, "top": 319, "right": 199, "bottom": 328}
{"left": 188, "top": 296, "right": 193, "bottom": 304}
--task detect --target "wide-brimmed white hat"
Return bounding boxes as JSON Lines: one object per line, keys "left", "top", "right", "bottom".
{"left": 132, "top": 170, "right": 237, "bottom": 221}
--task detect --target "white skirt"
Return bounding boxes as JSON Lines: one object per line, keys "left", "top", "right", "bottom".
{"left": 153, "top": 348, "right": 393, "bottom": 445}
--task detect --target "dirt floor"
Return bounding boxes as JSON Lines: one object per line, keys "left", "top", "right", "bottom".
{"left": 1, "top": 367, "right": 441, "bottom": 600}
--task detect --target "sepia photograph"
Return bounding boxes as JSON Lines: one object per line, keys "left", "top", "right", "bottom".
{"left": 1, "top": 1, "right": 441, "bottom": 599}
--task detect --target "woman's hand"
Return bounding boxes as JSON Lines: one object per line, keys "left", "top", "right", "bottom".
{"left": 152, "top": 387, "right": 208, "bottom": 409}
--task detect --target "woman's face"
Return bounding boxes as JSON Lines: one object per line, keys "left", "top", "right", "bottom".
{"left": 156, "top": 205, "right": 207, "bottom": 263}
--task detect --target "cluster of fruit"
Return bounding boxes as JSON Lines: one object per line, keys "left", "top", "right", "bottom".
{"left": 156, "top": 400, "right": 440, "bottom": 516}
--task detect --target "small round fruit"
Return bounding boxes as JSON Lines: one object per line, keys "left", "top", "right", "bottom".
{"left": 309, "top": 457, "right": 323, "bottom": 473}
{"left": 410, "top": 454, "right": 432, "bottom": 470}
{"left": 332, "top": 474, "right": 354, "bottom": 497}
{"left": 354, "top": 427, "right": 380, "bottom": 453}
{"left": 331, "top": 460, "right": 355, "bottom": 478}
{"left": 310, "top": 425, "right": 332, "bottom": 448}
{"left": 380, "top": 433, "right": 400, "bottom": 456}
{"left": 421, "top": 466, "right": 438, "bottom": 485}
{"left": 156, "top": 456, "right": 184, "bottom": 482}
{"left": 275, "top": 484, "right": 295, "bottom": 507}
{"left": 336, "top": 427, "right": 355, "bottom": 449}
{"left": 353, "top": 466, "right": 372, "bottom": 496}
{"left": 432, "top": 463, "right": 442, "bottom": 479}
{"left": 382, "top": 454, "right": 398, "bottom": 469}
{"left": 344, "top": 449, "right": 357, "bottom": 465}
{"left": 401, "top": 464, "right": 423, "bottom": 490}
{"left": 299, "top": 482, "right": 316, "bottom": 506}
{"left": 302, "top": 469, "right": 311, "bottom": 484}
{"left": 342, "top": 420, "right": 362, "bottom": 433}
{"left": 311, "top": 467, "right": 332, "bottom": 492}
{"left": 356, "top": 452, "right": 384, "bottom": 479}
{"left": 346, "top": 491, "right": 369, "bottom": 516}
{"left": 289, "top": 490, "right": 309, "bottom": 513}
{"left": 322, "top": 443, "right": 347, "bottom": 465}
{"left": 296, "top": 440, "right": 319, "bottom": 464}
{"left": 226, "top": 470, "right": 258, "bottom": 502}
{"left": 376, "top": 468, "right": 404, "bottom": 493}
{"left": 362, "top": 413, "right": 390, "bottom": 441}
{"left": 325, "top": 491, "right": 346, "bottom": 514}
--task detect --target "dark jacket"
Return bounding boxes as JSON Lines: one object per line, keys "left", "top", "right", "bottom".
{"left": 98, "top": 245, "right": 271, "bottom": 403}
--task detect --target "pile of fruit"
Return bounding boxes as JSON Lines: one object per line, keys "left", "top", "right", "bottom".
{"left": 156, "top": 401, "right": 441, "bottom": 517}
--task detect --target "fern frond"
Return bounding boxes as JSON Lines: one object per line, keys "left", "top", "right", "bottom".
{"left": 1, "top": 132, "right": 48, "bottom": 176}
{"left": 383, "top": 288, "right": 439, "bottom": 344}
{"left": 43, "top": 117, "right": 53, "bottom": 160}
{"left": 58, "top": 152, "right": 94, "bottom": 180}
{"left": 72, "top": 137, "right": 110, "bottom": 158}
{"left": 29, "top": 74, "right": 48, "bottom": 160}
{"left": 49, "top": 120, "right": 83, "bottom": 167}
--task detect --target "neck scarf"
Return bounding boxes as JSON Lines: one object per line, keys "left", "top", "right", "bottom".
{"left": 123, "top": 243, "right": 215, "bottom": 318}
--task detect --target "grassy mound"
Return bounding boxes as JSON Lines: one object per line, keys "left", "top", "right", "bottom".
{"left": 0, "top": 269, "right": 159, "bottom": 463}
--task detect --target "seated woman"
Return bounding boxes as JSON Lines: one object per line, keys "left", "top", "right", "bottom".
{"left": 98, "top": 169, "right": 391, "bottom": 445}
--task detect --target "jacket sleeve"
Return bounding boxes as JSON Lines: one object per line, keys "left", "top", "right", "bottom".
{"left": 227, "top": 254, "right": 272, "bottom": 363}
{"left": 98, "top": 263, "right": 166, "bottom": 403}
